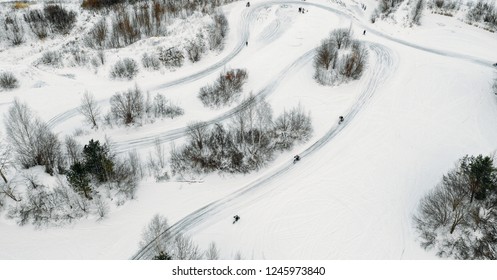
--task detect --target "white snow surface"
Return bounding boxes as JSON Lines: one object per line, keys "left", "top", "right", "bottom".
{"left": 1, "top": 0, "right": 497, "bottom": 259}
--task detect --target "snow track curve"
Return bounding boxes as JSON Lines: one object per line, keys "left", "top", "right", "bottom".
{"left": 131, "top": 43, "right": 396, "bottom": 260}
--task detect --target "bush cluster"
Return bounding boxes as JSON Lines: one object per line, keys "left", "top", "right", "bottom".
{"left": 0, "top": 72, "right": 19, "bottom": 90}
{"left": 198, "top": 69, "right": 248, "bottom": 108}
{"left": 110, "top": 58, "right": 139, "bottom": 80}
{"left": 171, "top": 98, "right": 312, "bottom": 175}
{"left": 314, "top": 28, "right": 368, "bottom": 86}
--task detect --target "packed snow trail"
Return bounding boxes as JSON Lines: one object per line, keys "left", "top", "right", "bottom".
{"left": 51, "top": 0, "right": 496, "bottom": 152}
{"left": 281, "top": 0, "right": 496, "bottom": 68}
{"left": 112, "top": 48, "right": 316, "bottom": 153}
{"left": 131, "top": 43, "right": 396, "bottom": 260}
{"left": 46, "top": 1, "right": 279, "bottom": 129}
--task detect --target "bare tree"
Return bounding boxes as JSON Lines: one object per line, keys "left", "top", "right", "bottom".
{"left": 0, "top": 137, "right": 11, "bottom": 184}
{"left": 314, "top": 39, "right": 338, "bottom": 70}
{"left": 339, "top": 41, "right": 368, "bottom": 80}
{"left": 330, "top": 28, "right": 352, "bottom": 49}
{"left": 110, "top": 86, "right": 144, "bottom": 125}
{"left": 94, "top": 196, "right": 109, "bottom": 219}
{"left": 5, "top": 100, "right": 41, "bottom": 167}
{"left": 411, "top": 0, "right": 425, "bottom": 26}
{"left": 204, "top": 242, "right": 220, "bottom": 260}
{"left": 273, "top": 104, "right": 313, "bottom": 150}
{"left": 4, "top": 15, "right": 25, "bottom": 46}
{"left": 79, "top": 91, "right": 101, "bottom": 129}
{"left": 64, "top": 136, "right": 81, "bottom": 166}
{"left": 4, "top": 100, "right": 62, "bottom": 174}
{"left": 85, "top": 19, "right": 108, "bottom": 49}
{"left": 185, "top": 34, "right": 206, "bottom": 63}
{"left": 173, "top": 234, "right": 202, "bottom": 260}
{"left": 140, "top": 214, "right": 171, "bottom": 256}
{"left": 413, "top": 155, "right": 497, "bottom": 259}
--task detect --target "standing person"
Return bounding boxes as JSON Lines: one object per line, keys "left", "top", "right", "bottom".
{"left": 245, "top": 41, "right": 248, "bottom": 46}
{"left": 363, "top": 30, "right": 366, "bottom": 35}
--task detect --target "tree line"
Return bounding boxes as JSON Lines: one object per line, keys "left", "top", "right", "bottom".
{"left": 414, "top": 154, "right": 497, "bottom": 259}
{"left": 171, "top": 96, "right": 313, "bottom": 176}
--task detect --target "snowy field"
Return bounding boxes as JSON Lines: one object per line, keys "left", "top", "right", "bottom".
{"left": 0, "top": 0, "right": 497, "bottom": 259}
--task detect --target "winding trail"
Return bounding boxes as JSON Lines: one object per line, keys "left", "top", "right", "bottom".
{"left": 131, "top": 43, "right": 396, "bottom": 260}
{"left": 131, "top": 0, "right": 495, "bottom": 260}
{"left": 46, "top": 2, "right": 272, "bottom": 129}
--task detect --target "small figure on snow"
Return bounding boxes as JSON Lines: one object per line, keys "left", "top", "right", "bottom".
{"left": 233, "top": 215, "right": 240, "bottom": 224}
{"left": 298, "top": 7, "right": 302, "bottom": 13}
{"left": 246, "top": 2, "right": 250, "bottom": 7}
{"left": 246, "top": 41, "right": 248, "bottom": 46}
{"left": 293, "top": 155, "right": 301, "bottom": 163}
{"left": 339, "top": 116, "right": 344, "bottom": 124}
{"left": 363, "top": 30, "right": 366, "bottom": 35}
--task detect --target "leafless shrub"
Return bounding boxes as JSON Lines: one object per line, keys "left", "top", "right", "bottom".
{"left": 4, "top": 15, "right": 25, "bottom": 46}
{"left": 0, "top": 72, "right": 20, "bottom": 90}
{"left": 208, "top": 12, "right": 229, "bottom": 51}
{"left": 150, "top": 93, "right": 184, "bottom": 119}
{"left": 158, "top": 47, "right": 184, "bottom": 68}
{"left": 339, "top": 41, "right": 368, "bottom": 80}
{"left": 314, "top": 33, "right": 368, "bottom": 85}
{"left": 110, "top": 86, "right": 144, "bottom": 124}
{"left": 330, "top": 28, "right": 352, "bottom": 49}
{"left": 411, "top": 0, "right": 425, "bottom": 25}
{"left": 204, "top": 242, "right": 220, "bottom": 260}
{"left": 273, "top": 105, "right": 313, "bottom": 150}
{"left": 108, "top": 7, "right": 141, "bottom": 48}
{"left": 147, "top": 139, "right": 170, "bottom": 181}
{"left": 79, "top": 91, "right": 101, "bottom": 129}
{"left": 140, "top": 213, "right": 171, "bottom": 256}
{"left": 112, "top": 157, "right": 140, "bottom": 200}
{"left": 24, "top": 9, "right": 49, "bottom": 39}
{"left": 198, "top": 69, "right": 248, "bottom": 108}
{"left": 110, "top": 58, "right": 139, "bottom": 80}
{"left": 43, "top": 4, "right": 77, "bottom": 34}
{"left": 64, "top": 135, "right": 82, "bottom": 166}
{"left": 69, "top": 48, "right": 90, "bottom": 67}
{"left": 7, "top": 182, "right": 87, "bottom": 227}
{"left": 142, "top": 52, "right": 161, "bottom": 70}
{"left": 94, "top": 196, "right": 109, "bottom": 219}
{"left": 4, "top": 100, "right": 63, "bottom": 175}
{"left": 185, "top": 34, "right": 206, "bottom": 63}
{"left": 172, "top": 234, "right": 202, "bottom": 260}
{"left": 84, "top": 20, "right": 108, "bottom": 49}
{"left": 39, "top": 51, "right": 62, "bottom": 67}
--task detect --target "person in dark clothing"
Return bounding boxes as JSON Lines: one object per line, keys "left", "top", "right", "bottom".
{"left": 246, "top": 2, "right": 250, "bottom": 7}
{"left": 363, "top": 30, "right": 366, "bottom": 35}
{"left": 298, "top": 7, "right": 302, "bottom": 13}
{"left": 233, "top": 215, "right": 240, "bottom": 224}
{"left": 245, "top": 41, "right": 248, "bottom": 46}
{"left": 339, "top": 116, "right": 344, "bottom": 124}
{"left": 293, "top": 155, "right": 301, "bottom": 163}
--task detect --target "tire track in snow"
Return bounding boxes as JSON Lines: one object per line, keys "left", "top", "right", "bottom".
{"left": 45, "top": 2, "right": 279, "bottom": 129}
{"left": 131, "top": 43, "right": 396, "bottom": 260}
{"left": 112, "top": 48, "right": 315, "bottom": 154}
{"left": 47, "top": 0, "right": 494, "bottom": 130}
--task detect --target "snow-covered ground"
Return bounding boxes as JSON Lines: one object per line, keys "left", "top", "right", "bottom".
{"left": 1, "top": 0, "right": 496, "bottom": 259}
